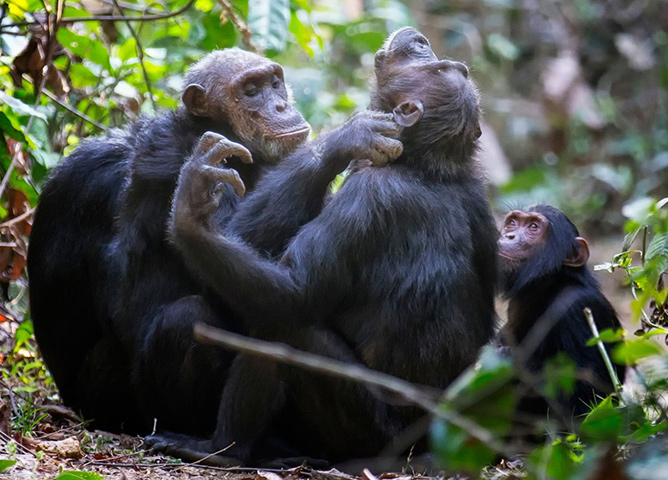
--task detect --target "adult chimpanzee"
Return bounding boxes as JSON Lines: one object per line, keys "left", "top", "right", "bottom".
{"left": 107, "top": 49, "right": 402, "bottom": 437}
{"left": 148, "top": 27, "right": 497, "bottom": 465}
{"left": 497, "top": 205, "right": 625, "bottom": 420}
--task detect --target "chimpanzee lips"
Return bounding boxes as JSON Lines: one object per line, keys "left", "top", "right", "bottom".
{"left": 274, "top": 126, "right": 311, "bottom": 138}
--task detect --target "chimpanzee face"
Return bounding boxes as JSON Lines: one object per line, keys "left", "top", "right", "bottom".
{"left": 498, "top": 210, "right": 550, "bottom": 264}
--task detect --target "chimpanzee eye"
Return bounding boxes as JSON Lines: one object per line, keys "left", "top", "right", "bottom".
{"left": 507, "top": 219, "right": 516, "bottom": 227}
{"left": 245, "top": 87, "right": 259, "bottom": 97}
{"left": 272, "top": 80, "right": 281, "bottom": 89}
{"left": 529, "top": 222, "right": 539, "bottom": 230}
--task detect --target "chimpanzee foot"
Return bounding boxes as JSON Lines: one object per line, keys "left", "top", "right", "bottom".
{"left": 258, "top": 456, "right": 331, "bottom": 470}
{"left": 144, "top": 432, "right": 245, "bottom": 467}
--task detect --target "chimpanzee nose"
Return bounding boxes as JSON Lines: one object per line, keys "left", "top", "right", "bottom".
{"left": 276, "top": 102, "right": 287, "bottom": 112}
{"left": 452, "top": 61, "right": 469, "bottom": 78}
{"left": 505, "top": 232, "right": 515, "bottom": 240}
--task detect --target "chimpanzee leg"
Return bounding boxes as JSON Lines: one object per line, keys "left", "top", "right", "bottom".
{"left": 77, "top": 336, "right": 145, "bottom": 433}
{"left": 284, "top": 328, "right": 404, "bottom": 461}
{"left": 134, "top": 295, "right": 235, "bottom": 435}
{"left": 146, "top": 352, "right": 287, "bottom": 466}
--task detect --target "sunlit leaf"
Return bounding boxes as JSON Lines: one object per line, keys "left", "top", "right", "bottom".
{"left": 54, "top": 471, "right": 104, "bottom": 480}
{"left": 0, "top": 459, "right": 16, "bottom": 473}
{"left": 580, "top": 397, "right": 622, "bottom": 441}
{"left": 0, "top": 91, "right": 47, "bottom": 120}
{"left": 119, "top": 37, "right": 138, "bottom": 63}
{"left": 613, "top": 338, "right": 662, "bottom": 364}
{"left": 248, "top": 0, "right": 290, "bottom": 52}
{"left": 69, "top": 64, "right": 98, "bottom": 88}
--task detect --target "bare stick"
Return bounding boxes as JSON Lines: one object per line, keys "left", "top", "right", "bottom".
{"left": 0, "top": 0, "right": 195, "bottom": 29}
{"left": 584, "top": 307, "right": 623, "bottom": 393}
{"left": 111, "top": 0, "right": 156, "bottom": 110}
{"left": 194, "top": 323, "right": 514, "bottom": 457}
{"left": 214, "top": 0, "right": 258, "bottom": 53}
{"left": 22, "top": 75, "right": 108, "bottom": 131}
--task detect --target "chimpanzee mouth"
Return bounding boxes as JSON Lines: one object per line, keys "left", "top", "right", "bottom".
{"left": 498, "top": 252, "right": 520, "bottom": 262}
{"left": 274, "top": 126, "right": 311, "bottom": 138}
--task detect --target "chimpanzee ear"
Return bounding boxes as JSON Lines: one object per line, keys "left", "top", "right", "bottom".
{"left": 473, "top": 122, "right": 482, "bottom": 139}
{"left": 564, "top": 237, "right": 590, "bottom": 268}
{"left": 374, "top": 50, "right": 386, "bottom": 72}
{"left": 182, "top": 84, "right": 209, "bottom": 117}
{"left": 393, "top": 100, "right": 424, "bottom": 127}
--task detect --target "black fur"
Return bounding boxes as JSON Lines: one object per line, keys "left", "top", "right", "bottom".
{"left": 499, "top": 204, "right": 626, "bottom": 418}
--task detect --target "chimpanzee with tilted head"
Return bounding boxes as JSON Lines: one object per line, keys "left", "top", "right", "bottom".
{"left": 30, "top": 47, "right": 402, "bottom": 435}
{"left": 148, "top": 27, "right": 497, "bottom": 466}
{"left": 498, "top": 205, "right": 625, "bottom": 420}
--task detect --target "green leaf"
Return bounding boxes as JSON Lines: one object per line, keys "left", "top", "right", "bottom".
{"left": 586, "top": 327, "right": 625, "bottom": 346}
{"left": 580, "top": 396, "right": 622, "bottom": 441}
{"left": 0, "top": 459, "right": 16, "bottom": 473}
{"left": 69, "top": 63, "right": 98, "bottom": 88}
{"left": 57, "top": 30, "right": 111, "bottom": 71}
{"left": 528, "top": 440, "right": 582, "bottom": 479}
{"left": 248, "top": 0, "right": 290, "bottom": 52}
{"left": 118, "top": 37, "right": 138, "bottom": 63}
{"left": 613, "top": 338, "right": 662, "bottom": 364}
{"left": 430, "top": 419, "right": 495, "bottom": 475}
{"left": 647, "top": 232, "right": 668, "bottom": 260}
{"left": 0, "top": 91, "right": 47, "bottom": 120}
{"left": 54, "top": 471, "right": 104, "bottom": 480}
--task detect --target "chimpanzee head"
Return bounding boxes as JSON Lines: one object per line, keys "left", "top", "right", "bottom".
{"left": 371, "top": 27, "right": 481, "bottom": 156}
{"left": 498, "top": 204, "right": 590, "bottom": 296}
{"left": 181, "top": 48, "right": 311, "bottom": 162}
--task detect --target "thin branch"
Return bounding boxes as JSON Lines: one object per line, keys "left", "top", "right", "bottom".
{"left": 584, "top": 307, "right": 624, "bottom": 394}
{"left": 194, "top": 323, "right": 515, "bottom": 458}
{"left": 111, "top": 0, "right": 156, "bottom": 111}
{"left": 0, "top": 0, "right": 195, "bottom": 30}
{"left": 23, "top": 75, "right": 108, "bottom": 131}
{"left": 0, "top": 207, "right": 35, "bottom": 229}
{"left": 214, "top": 0, "right": 259, "bottom": 53}
{"left": 0, "top": 144, "right": 20, "bottom": 204}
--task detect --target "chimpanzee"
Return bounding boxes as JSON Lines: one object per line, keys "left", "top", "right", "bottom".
{"left": 497, "top": 205, "right": 626, "bottom": 420}
{"left": 30, "top": 48, "right": 396, "bottom": 433}
{"left": 148, "top": 27, "right": 497, "bottom": 465}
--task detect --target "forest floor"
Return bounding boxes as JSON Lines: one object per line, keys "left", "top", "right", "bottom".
{"left": 0, "top": 237, "right": 633, "bottom": 480}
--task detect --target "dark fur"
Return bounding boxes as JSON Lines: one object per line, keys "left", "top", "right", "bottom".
{"left": 29, "top": 48, "right": 321, "bottom": 433}
{"left": 155, "top": 27, "right": 498, "bottom": 464}
{"left": 499, "top": 204, "right": 626, "bottom": 418}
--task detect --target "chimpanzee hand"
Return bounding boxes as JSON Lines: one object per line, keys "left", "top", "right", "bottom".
{"left": 324, "top": 110, "right": 403, "bottom": 169}
{"left": 173, "top": 132, "right": 253, "bottom": 224}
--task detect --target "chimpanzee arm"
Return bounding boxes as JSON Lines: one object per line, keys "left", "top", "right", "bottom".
{"left": 228, "top": 111, "right": 402, "bottom": 258}
{"left": 169, "top": 136, "right": 364, "bottom": 327}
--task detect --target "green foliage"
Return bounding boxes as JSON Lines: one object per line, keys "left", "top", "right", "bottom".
{"left": 0, "top": 459, "right": 16, "bottom": 473}
{"left": 54, "top": 472, "right": 104, "bottom": 480}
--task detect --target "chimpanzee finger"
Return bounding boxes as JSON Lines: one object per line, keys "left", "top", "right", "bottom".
{"left": 194, "top": 132, "right": 227, "bottom": 157}
{"left": 371, "top": 119, "right": 402, "bottom": 138}
{"left": 216, "top": 168, "right": 246, "bottom": 197}
{"left": 203, "top": 140, "right": 253, "bottom": 167}
{"left": 373, "top": 136, "right": 403, "bottom": 164}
